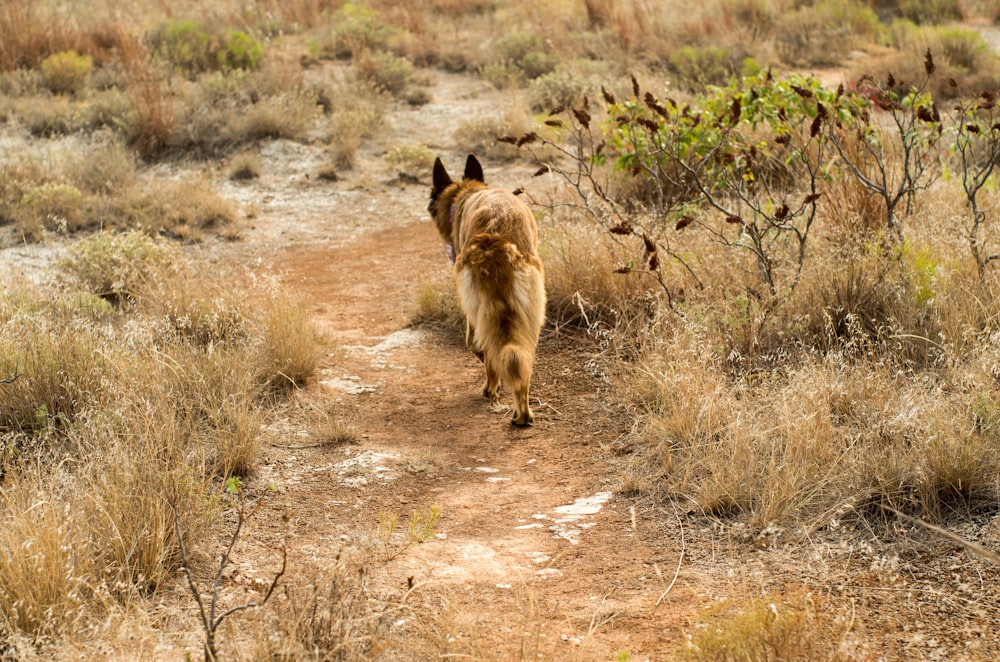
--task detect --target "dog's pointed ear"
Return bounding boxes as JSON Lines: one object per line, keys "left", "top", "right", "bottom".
{"left": 463, "top": 154, "right": 485, "bottom": 183}
{"left": 432, "top": 157, "right": 452, "bottom": 191}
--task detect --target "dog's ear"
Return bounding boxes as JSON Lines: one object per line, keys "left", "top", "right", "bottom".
{"left": 432, "top": 157, "right": 452, "bottom": 191}
{"left": 463, "top": 154, "right": 485, "bottom": 183}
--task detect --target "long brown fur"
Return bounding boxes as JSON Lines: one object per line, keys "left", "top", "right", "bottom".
{"left": 428, "top": 155, "right": 546, "bottom": 426}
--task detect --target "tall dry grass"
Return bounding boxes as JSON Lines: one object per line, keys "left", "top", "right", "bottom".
{"left": 0, "top": 230, "right": 324, "bottom": 642}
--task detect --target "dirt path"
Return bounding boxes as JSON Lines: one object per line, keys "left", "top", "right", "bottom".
{"left": 186, "top": 69, "right": 694, "bottom": 659}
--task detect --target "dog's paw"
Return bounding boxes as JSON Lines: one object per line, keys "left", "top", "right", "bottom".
{"left": 511, "top": 410, "right": 534, "bottom": 427}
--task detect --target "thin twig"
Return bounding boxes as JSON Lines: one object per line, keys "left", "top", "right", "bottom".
{"left": 656, "top": 502, "right": 685, "bottom": 606}
{"left": 882, "top": 506, "right": 1000, "bottom": 566}
{"left": 0, "top": 360, "right": 21, "bottom": 384}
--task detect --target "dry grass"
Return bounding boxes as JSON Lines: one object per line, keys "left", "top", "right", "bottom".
{"left": 679, "top": 588, "right": 865, "bottom": 661}
{"left": 244, "top": 551, "right": 392, "bottom": 661}
{"left": 0, "top": 230, "right": 326, "bottom": 644}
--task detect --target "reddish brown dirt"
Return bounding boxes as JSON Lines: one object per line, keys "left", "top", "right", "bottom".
{"left": 239, "top": 213, "right": 695, "bottom": 659}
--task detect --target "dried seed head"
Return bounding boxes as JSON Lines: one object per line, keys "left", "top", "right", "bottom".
{"left": 924, "top": 49, "right": 936, "bottom": 76}
{"left": 791, "top": 85, "right": 813, "bottom": 99}
{"left": 517, "top": 132, "right": 538, "bottom": 147}
{"left": 675, "top": 215, "right": 694, "bottom": 231}
{"left": 810, "top": 115, "right": 822, "bottom": 138}
{"left": 602, "top": 86, "right": 616, "bottom": 105}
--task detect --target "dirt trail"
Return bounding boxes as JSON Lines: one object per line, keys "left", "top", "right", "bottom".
{"left": 192, "top": 70, "right": 693, "bottom": 658}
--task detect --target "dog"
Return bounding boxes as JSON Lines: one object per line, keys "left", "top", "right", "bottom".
{"left": 428, "top": 154, "right": 546, "bottom": 426}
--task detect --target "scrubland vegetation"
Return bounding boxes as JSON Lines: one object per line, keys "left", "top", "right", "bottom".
{"left": 4, "top": 0, "right": 1000, "bottom": 658}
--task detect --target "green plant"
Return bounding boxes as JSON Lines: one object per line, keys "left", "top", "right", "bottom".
{"left": 39, "top": 49, "right": 92, "bottom": 94}
{"left": 219, "top": 30, "right": 263, "bottom": 71}
{"left": 353, "top": 50, "right": 412, "bottom": 95}
{"left": 514, "top": 71, "right": 843, "bottom": 302}
{"left": 377, "top": 505, "right": 440, "bottom": 560}
{"left": 489, "top": 31, "right": 557, "bottom": 81}
{"left": 59, "top": 230, "right": 180, "bottom": 307}
{"left": 898, "top": 0, "right": 962, "bottom": 24}
{"left": 527, "top": 69, "right": 588, "bottom": 112}
{"left": 155, "top": 20, "right": 263, "bottom": 75}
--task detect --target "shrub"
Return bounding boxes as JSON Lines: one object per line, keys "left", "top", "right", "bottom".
{"left": 13, "top": 183, "right": 86, "bottom": 240}
{"left": 680, "top": 590, "right": 856, "bottom": 661}
{"left": 230, "top": 151, "right": 261, "bottom": 180}
{"left": 257, "top": 292, "right": 323, "bottom": 392}
{"left": 773, "top": 0, "right": 881, "bottom": 66}
{"left": 59, "top": 230, "right": 180, "bottom": 307}
{"left": 489, "top": 32, "right": 557, "bottom": 81}
{"left": 527, "top": 69, "right": 588, "bottom": 112}
{"left": 39, "top": 50, "right": 92, "bottom": 94}
{"left": 0, "top": 324, "right": 109, "bottom": 437}
{"left": 353, "top": 50, "right": 413, "bottom": 96}
{"left": 898, "top": 0, "right": 962, "bottom": 23}
{"left": 219, "top": 30, "right": 264, "bottom": 71}
{"left": 668, "top": 46, "right": 741, "bottom": 90}
{"left": 384, "top": 144, "right": 436, "bottom": 178}
{"left": 330, "top": 2, "right": 391, "bottom": 58}
{"left": 154, "top": 20, "right": 263, "bottom": 75}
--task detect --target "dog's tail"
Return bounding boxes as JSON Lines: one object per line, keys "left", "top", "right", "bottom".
{"left": 493, "top": 342, "right": 533, "bottom": 391}
{"left": 457, "top": 231, "right": 545, "bottom": 371}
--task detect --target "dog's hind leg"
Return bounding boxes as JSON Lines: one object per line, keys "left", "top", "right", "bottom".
{"left": 465, "top": 321, "right": 485, "bottom": 363}
{"left": 511, "top": 380, "right": 533, "bottom": 426}
{"left": 482, "top": 355, "right": 500, "bottom": 400}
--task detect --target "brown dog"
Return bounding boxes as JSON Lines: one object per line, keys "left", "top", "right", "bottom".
{"left": 428, "top": 155, "right": 546, "bottom": 426}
